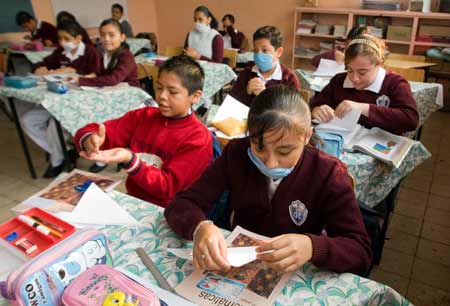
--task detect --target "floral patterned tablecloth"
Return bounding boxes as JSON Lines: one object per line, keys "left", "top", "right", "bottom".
{"left": 0, "top": 84, "right": 151, "bottom": 135}
{"left": 127, "top": 38, "right": 152, "bottom": 55}
{"left": 296, "top": 69, "right": 444, "bottom": 127}
{"left": 237, "top": 52, "right": 254, "bottom": 63}
{"left": 103, "top": 191, "right": 412, "bottom": 306}
{"left": 206, "top": 104, "right": 430, "bottom": 207}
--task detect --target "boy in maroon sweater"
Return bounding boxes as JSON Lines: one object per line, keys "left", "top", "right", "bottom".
{"left": 311, "top": 34, "right": 419, "bottom": 134}
{"left": 74, "top": 55, "right": 213, "bottom": 207}
{"left": 16, "top": 11, "right": 58, "bottom": 47}
{"left": 230, "top": 26, "right": 300, "bottom": 106}
{"left": 165, "top": 85, "right": 372, "bottom": 276}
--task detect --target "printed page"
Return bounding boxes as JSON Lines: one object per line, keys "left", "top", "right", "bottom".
{"left": 312, "top": 59, "right": 346, "bottom": 77}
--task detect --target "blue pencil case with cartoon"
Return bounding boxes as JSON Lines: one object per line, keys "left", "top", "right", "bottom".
{"left": 4, "top": 77, "right": 37, "bottom": 89}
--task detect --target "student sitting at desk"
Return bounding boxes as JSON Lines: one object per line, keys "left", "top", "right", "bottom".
{"left": 165, "top": 85, "right": 372, "bottom": 276}
{"left": 311, "top": 25, "right": 370, "bottom": 68}
{"left": 230, "top": 26, "right": 300, "bottom": 106}
{"left": 311, "top": 34, "right": 419, "bottom": 135}
{"left": 111, "top": 3, "right": 134, "bottom": 38}
{"left": 20, "top": 21, "right": 100, "bottom": 178}
{"left": 219, "top": 14, "right": 247, "bottom": 52}
{"left": 56, "top": 11, "right": 92, "bottom": 45}
{"left": 15, "top": 11, "right": 58, "bottom": 47}
{"left": 74, "top": 55, "right": 213, "bottom": 208}
{"left": 184, "top": 6, "right": 224, "bottom": 63}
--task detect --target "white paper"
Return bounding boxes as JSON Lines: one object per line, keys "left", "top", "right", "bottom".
{"left": 212, "top": 95, "right": 249, "bottom": 122}
{"left": 167, "top": 246, "right": 272, "bottom": 267}
{"left": 315, "top": 108, "right": 362, "bottom": 132}
{"left": 61, "top": 183, "right": 139, "bottom": 226}
{"left": 313, "top": 59, "right": 346, "bottom": 77}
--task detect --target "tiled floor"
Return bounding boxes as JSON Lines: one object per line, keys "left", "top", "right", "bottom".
{"left": 0, "top": 109, "right": 449, "bottom": 305}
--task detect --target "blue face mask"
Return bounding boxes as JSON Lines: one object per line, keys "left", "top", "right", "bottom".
{"left": 247, "top": 148, "right": 293, "bottom": 179}
{"left": 254, "top": 52, "right": 274, "bottom": 72}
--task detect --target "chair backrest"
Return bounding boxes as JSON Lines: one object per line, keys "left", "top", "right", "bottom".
{"left": 137, "top": 63, "right": 160, "bottom": 95}
{"left": 240, "top": 36, "right": 250, "bottom": 52}
{"left": 223, "top": 48, "right": 238, "bottom": 68}
{"left": 165, "top": 46, "right": 184, "bottom": 57}
{"left": 386, "top": 53, "right": 426, "bottom": 62}
{"left": 386, "top": 67, "right": 425, "bottom": 82}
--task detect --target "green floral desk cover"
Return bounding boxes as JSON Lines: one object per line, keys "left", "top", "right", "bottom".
{"left": 237, "top": 52, "right": 254, "bottom": 63}
{"left": 103, "top": 191, "right": 412, "bottom": 306}
{"left": 206, "top": 104, "right": 430, "bottom": 207}
{"left": 296, "top": 69, "right": 443, "bottom": 127}
{"left": 127, "top": 38, "right": 152, "bottom": 55}
{"left": 0, "top": 85, "right": 151, "bottom": 135}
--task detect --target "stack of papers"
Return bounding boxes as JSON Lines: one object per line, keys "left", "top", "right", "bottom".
{"left": 313, "top": 59, "right": 346, "bottom": 77}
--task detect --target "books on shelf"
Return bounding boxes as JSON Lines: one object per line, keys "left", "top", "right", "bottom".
{"left": 297, "top": 19, "right": 316, "bottom": 34}
{"left": 315, "top": 24, "right": 332, "bottom": 35}
{"left": 362, "top": 0, "right": 402, "bottom": 11}
{"left": 367, "top": 26, "right": 384, "bottom": 38}
{"left": 295, "top": 47, "right": 320, "bottom": 58}
{"left": 333, "top": 25, "right": 347, "bottom": 38}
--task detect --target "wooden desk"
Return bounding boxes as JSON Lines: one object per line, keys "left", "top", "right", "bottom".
{"left": 384, "top": 59, "right": 438, "bottom": 69}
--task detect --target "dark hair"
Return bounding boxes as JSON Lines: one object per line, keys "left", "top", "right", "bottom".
{"left": 345, "top": 34, "right": 386, "bottom": 65}
{"left": 194, "top": 6, "right": 218, "bottom": 30}
{"left": 15, "top": 11, "right": 34, "bottom": 26}
{"left": 57, "top": 20, "right": 85, "bottom": 39}
{"left": 158, "top": 55, "right": 205, "bottom": 95}
{"left": 248, "top": 85, "right": 314, "bottom": 150}
{"left": 253, "top": 26, "right": 283, "bottom": 49}
{"left": 222, "top": 14, "right": 235, "bottom": 24}
{"left": 112, "top": 3, "right": 124, "bottom": 13}
{"left": 346, "top": 25, "right": 370, "bottom": 41}
{"left": 99, "top": 18, "right": 129, "bottom": 70}
{"left": 56, "top": 11, "right": 76, "bottom": 26}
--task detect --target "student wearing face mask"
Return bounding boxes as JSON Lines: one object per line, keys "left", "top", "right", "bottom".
{"left": 230, "top": 26, "right": 300, "bottom": 106}
{"left": 20, "top": 21, "right": 99, "bottom": 178}
{"left": 184, "top": 6, "right": 224, "bottom": 63}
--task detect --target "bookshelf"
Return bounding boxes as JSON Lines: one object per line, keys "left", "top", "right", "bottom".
{"left": 292, "top": 7, "right": 450, "bottom": 69}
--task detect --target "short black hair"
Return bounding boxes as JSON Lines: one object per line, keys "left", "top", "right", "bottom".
{"left": 56, "top": 11, "right": 76, "bottom": 26}
{"left": 16, "top": 11, "right": 34, "bottom": 26}
{"left": 222, "top": 14, "right": 235, "bottom": 24}
{"left": 347, "top": 25, "right": 369, "bottom": 40}
{"left": 112, "top": 3, "right": 124, "bottom": 13}
{"left": 253, "top": 26, "right": 283, "bottom": 49}
{"left": 57, "top": 20, "right": 85, "bottom": 38}
{"left": 158, "top": 55, "right": 205, "bottom": 95}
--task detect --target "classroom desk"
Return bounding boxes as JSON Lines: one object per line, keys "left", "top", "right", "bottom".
{"left": 384, "top": 59, "right": 438, "bottom": 70}
{"left": 126, "top": 38, "right": 152, "bottom": 55}
{"left": 296, "top": 69, "right": 444, "bottom": 127}
{"left": 135, "top": 54, "right": 237, "bottom": 108}
{"left": 0, "top": 84, "right": 151, "bottom": 178}
{"left": 237, "top": 51, "right": 254, "bottom": 64}
{"left": 206, "top": 104, "right": 431, "bottom": 208}
{"left": 8, "top": 48, "right": 54, "bottom": 64}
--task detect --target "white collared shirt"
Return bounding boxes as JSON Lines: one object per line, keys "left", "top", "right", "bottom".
{"left": 251, "top": 61, "right": 283, "bottom": 84}
{"left": 343, "top": 67, "right": 386, "bottom": 93}
{"left": 32, "top": 19, "right": 42, "bottom": 35}
{"left": 103, "top": 52, "right": 112, "bottom": 69}
{"left": 62, "top": 41, "right": 86, "bottom": 62}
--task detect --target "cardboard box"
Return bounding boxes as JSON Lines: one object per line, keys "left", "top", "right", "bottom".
{"left": 419, "top": 25, "right": 450, "bottom": 37}
{"left": 387, "top": 26, "right": 412, "bottom": 41}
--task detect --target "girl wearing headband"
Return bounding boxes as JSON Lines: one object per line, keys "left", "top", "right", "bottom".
{"left": 311, "top": 34, "right": 419, "bottom": 135}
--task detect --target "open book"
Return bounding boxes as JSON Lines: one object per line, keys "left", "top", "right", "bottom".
{"left": 175, "top": 226, "right": 291, "bottom": 306}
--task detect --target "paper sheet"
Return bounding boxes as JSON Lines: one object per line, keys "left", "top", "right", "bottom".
{"left": 315, "top": 108, "right": 362, "bottom": 132}
{"left": 167, "top": 247, "right": 272, "bottom": 267}
{"left": 211, "top": 95, "right": 249, "bottom": 139}
{"left": 55, "top": 183, "right": 139, "bottom": 227}
{"left": 312, "top": 59, "right": 346, "bottom": 77}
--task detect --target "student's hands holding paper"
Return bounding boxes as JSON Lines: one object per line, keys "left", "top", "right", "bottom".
{"left": 184, "top": 47, "right": 201, "bottom": 60}
{"left": 335, "top": 100, "right": 369, "bottom": 118}
{"left": 247, "top": 77, "right": 266, "bottom": 96}
{"left": 80, "top": 148, "right": 133, "bottom": 164}
{"left": 193, "top": 222, "right": 231, "bottom": 272}
{"left": 312, "top": 105, "right": 335, "bottom": 123}
{"left": 256, "top": 234, "right": 313, "bottom": 273}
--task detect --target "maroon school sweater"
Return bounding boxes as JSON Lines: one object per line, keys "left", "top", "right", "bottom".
{"left": 311, "top": 72, "right": 419, "bottom": 134}
{"left": 78, "top": 48, "right": 139, "bottom": 87}
{"left": 219, "top": 26, "right": 246, "bottom": 50}
{"left": 165, "top": 138, "right": 372, "bottom": 275}
{"left": 230, "top": 64, "right": 301, "bottom": 106}
{"left": 34, "top": 44, "right": 99, "bottom": 75}
{"left": 32, "top": 21, "right": 58, "bottom": 46}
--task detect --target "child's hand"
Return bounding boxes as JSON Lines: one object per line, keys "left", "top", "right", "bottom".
{"left": 184, "top": 47, "right": 201, "bottom": 60}
{"left": 83, "top": 73, "right": 97, "bottom": 78}
{"left": 43, "top": 39, "right": 53, "bottom": 47}
{"left": 335, "top": 50, "right": 345, "bottom": 64}
{"left": 335, "top": 100, "right": 369, "bottom": 118}
{"left": 68, "top": 76, "right": 80, "bottom": 84}
{"left": 256, "top": 234, "right": 313, "bottom": 273}
{"left": 312, "top": 105, "right": 335, "bottom": 123}
{"left": 79, "top": 148, "right": 132, "bottom": 164}
{"left": 34, "top": 67, "right": 49, "bottom": 76}
{"left": 247, "top": 77, "right": 266, "bottom": 96}
{"left": 81, "top": 124, "right": 106, "bottom": 156}
{"left": 193, "top": 222, "right": 230, "bottom": 272}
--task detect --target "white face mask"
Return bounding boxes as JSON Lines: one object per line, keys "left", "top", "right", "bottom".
{"left": 194, "top": 22, "right": 209, "bottom": 33}
{"left": 61, "top": 41, "right": 77, "bottom": 52}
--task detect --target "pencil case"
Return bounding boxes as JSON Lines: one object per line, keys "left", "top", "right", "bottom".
{"left": 0, "top": 228, "right": 113, "bottom": 306}
{"left": 315, "top": 131, "right": 344, "bottom": 158}
{"left": 4, "top": 76, "right": 37, "bottom": 89}
{"left": 47, "top": 81, "right": 68, "bottom": 94}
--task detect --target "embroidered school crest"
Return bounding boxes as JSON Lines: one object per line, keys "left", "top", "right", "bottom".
{"left": 289, "top": 200, "right": 308, "bottom": 226}
{"left": 376, "top": 95, "right": 391, "bottom": 107}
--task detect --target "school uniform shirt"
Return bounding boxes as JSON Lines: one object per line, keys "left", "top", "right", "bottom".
{"left": 74, "top": 107, "right": 213, "bottom": 207}
{"left": 184, "top": 29, "right": 224, "bottom": 63}
{"left": 311, "top": 68, "right": 419, "bottom": 134}
{"left": 31, "top": 20, "right": 58, "bottom": 46}
{"left": 219, "top": 26, "right": 246, "bottom": 51}
{"left": 34, "top": 41, "right": 99, "bottom": 75}
{"left": 165, "top": 138, "right": 372, "bottom": 276}
{"left": 78, "top": 48, "right": 139, "bottom": 87}
{"left": 230, "top": 63, "right": 301, "bottom": 106}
